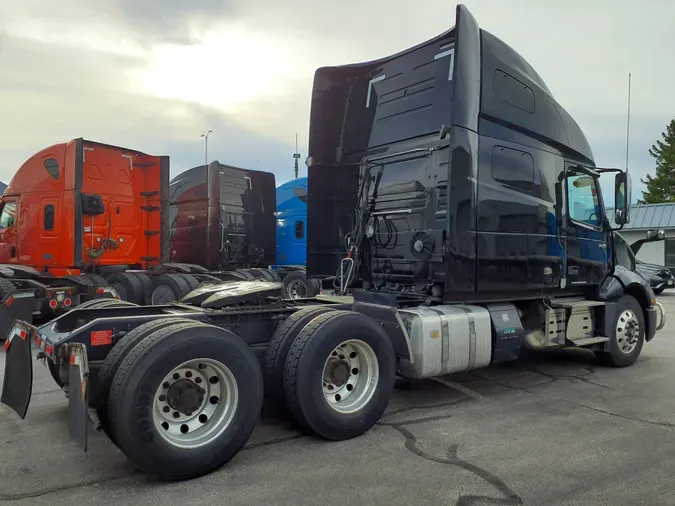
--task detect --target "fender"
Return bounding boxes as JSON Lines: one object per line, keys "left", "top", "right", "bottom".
{"left": 597, "top": 265, "right": 658, "bottom": 342}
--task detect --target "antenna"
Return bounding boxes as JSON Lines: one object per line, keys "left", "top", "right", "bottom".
{"left": 624, "top": 72, "right": 632, "bottom": 174}
{"left": 293, "top": 133, "right": 301, "bottom": 179}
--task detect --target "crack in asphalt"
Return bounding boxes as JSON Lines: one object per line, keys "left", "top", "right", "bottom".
{"left": 0, "top": 398, "right": 477, "bottom": 502}
{"left": 0, "top": 362, "right": 663, "bottom": 503}
{"left": 379, "top": 420, "right": 522, "bottom": 506}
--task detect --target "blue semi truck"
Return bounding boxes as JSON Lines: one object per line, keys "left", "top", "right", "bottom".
{"left": 273, "top": 176, "right": 321, "bottom": 298}
{"left": 275, "top": 176, "right": 308, "bottom": 267}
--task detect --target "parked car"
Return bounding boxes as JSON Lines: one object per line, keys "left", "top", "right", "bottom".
{"left": 635, "top": 259, "right": 675, "bottom": 295}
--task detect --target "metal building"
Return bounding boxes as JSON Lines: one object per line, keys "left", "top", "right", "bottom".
{"left": 610, "top": 203, "right": 675, "bottom": 269}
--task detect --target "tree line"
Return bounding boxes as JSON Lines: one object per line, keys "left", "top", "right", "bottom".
{"left": 639, "top": 118, "right": 675, "bottom": 204}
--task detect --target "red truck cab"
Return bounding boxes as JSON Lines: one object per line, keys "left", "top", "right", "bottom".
{"left": 0, "top": 138, "right": 168, "bottom": 274}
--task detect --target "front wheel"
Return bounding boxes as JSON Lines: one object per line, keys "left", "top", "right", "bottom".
{"left": 282, "top": 310, "right": 396, "bottom": 440}
{"left": 595, "top": 295, "right": 645, "bottom": 367}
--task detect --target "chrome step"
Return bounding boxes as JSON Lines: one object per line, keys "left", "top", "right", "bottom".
{"left": 550, "top": 299, "right": 605, "bottom": 309}
{"left": 570, "top": 336, "right": 609, "bottom": 347}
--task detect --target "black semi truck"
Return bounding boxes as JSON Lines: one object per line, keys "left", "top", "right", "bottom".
{"left": 1, "top": 4, "right": 665, "bottom": 482}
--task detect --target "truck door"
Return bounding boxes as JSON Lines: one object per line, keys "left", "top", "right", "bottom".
{"left": 0, "top": 198, "right": 19, "bottom": 263}
{"left": 563, "top": 168, "right": 607, "bottom": 287}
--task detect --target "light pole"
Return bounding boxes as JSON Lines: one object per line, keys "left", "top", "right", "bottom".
{"left": 201, "top": 130, "right": 212, "bottom": 165}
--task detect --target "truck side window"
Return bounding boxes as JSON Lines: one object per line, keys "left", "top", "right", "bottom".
{"left": 295, "top": 220, "right": 304, "bottom": 239}
{"left": 567, "top": 175, "right": 601, "bottom": 227}
{"left": 491, "top": 146, "right": 534, "bottom": 192}
{"left": 0, "top": 201, "right": 17, "bottom": 229}
{"left": 44, "top": 205, "right": 55, "bottom": 231}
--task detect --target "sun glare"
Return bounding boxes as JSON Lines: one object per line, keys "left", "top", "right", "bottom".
{"left": 136, "top": 26, "right": 292, "bottom": 112}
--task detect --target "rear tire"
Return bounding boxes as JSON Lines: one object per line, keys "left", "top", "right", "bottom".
{"left": 282, "top": 310, "right": 396, "bottom": 440}
{"left": 85, "top": 299, "right": 137, "bottom": 310}
{"left": 94, "top": 317, "right": 198, "bottom": 444}
{"left": 108, "top": 322, "right": 263, "bottom": 481}
{"left": 47, "top": 359, "right": 65, "bottom": 388}
{"left": 0, "top": 278, "right": 17, "bottom": 301}
{"left": 177, "top": 274, "right": 200, "bottom": 292}
{"left": 283, "top": 271, "right": 319, "bottom": 300}
{"left": 147, "top": 274, "right": 191, "bottom": 305}
{"left": 84, "top": 273, "right": 108, "bottom": 287}
{"left": 74, "top": 298, "right": 117, "bottom": 310}
{"left": 263, "top": 306, "right": 336, "bottom": 411}
{"left": 130, "top": 272, "right": 153, "bottom": 300}
{"left": 595, "top": 295, "right": 645, "bottom": 367}
{"left": 106, "top": 272, "right": 145, "bottom": 304}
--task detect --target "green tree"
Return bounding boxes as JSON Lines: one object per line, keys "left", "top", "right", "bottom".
{"left": 639, "top": 118, "right": 675, "bottom": 204}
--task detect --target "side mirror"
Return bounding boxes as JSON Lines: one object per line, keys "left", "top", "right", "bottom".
{"left": 614, "top": 171, "right": 631, "bottom": 225}
{"left": 646, "top": 229, "right": 666, "bottom": 241}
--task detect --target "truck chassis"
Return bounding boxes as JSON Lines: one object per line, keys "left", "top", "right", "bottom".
{"left": 1, "top": 278, "right": 666, "bottom": 481}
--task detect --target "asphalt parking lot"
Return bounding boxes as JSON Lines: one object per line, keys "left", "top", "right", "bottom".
{"left": 2, "top": 295, "right": 675, "bottom": 506}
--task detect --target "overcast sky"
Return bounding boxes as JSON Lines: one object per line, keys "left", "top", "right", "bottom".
{"left": 1, "top": 0, "right": 673, "bottom": 204}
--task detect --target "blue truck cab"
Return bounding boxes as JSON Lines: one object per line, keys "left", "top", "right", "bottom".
{"left": 275, "top": 177, "right": 308, "bottom": 267}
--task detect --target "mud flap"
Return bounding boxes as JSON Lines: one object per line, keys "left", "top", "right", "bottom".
{"left": 0, "top": 323, "right": 34, "bottom": 418}
{"left": 351, "top": 291, "right": 414, "bottom": 361}
{"left": 68, "top": 343, "right": 90, "bottom": 452}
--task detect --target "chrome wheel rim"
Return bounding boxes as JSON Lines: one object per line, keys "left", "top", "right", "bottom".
{"left": 286, "top": 279, "right": 307, "bottom": 299}
{"left": 616, "top": 309, "right": 640, "bottom": 354}
{"left": 151, "top": 285, "right": 176, "bottom": 305}
{"left": 152, "top": 358, "right": 239, "bottom": 449}
{"left": 322, "top": 339, "right": 379, "bottom": 414}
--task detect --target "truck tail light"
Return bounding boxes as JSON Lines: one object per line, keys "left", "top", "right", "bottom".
{"left": 49, "top": 299, "right": 58, "bottom": 309}
{"left": 64, "top": 298, "right": 72, "bottom": 307}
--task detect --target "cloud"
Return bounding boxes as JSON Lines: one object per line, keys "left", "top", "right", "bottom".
{"left": 0, "top": 0, "right": 673, "bottom": 200}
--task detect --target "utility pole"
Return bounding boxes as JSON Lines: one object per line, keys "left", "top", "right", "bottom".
{"left": 293, "top": 133, "right": 300, "bottom": 179}
{"left": 624, "top": 73, "right": 632, "bottom": 174}
{"left": 201, "top": 130, "right": 212, "bottom": 165}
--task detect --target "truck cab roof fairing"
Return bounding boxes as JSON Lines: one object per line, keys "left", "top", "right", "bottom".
{"left": 307, "top": 3, "right": 594, "bottom": 169}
